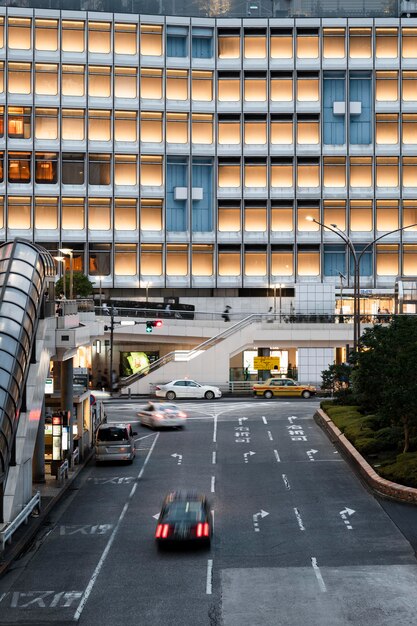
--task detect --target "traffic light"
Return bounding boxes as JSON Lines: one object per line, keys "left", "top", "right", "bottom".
{"left": 146, "top": 320, "right": 163, "bottom": 333}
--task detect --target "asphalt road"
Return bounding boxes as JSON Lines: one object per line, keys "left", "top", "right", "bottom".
{"left": 1, "top": 398, "right": 417, "bottom": 625}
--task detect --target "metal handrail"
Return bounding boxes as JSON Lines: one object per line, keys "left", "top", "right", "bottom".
{"left": 0, "top": 491, "right": 41, "bottom": 552}
{"left": 71, "top": 448, "right": 79, "bottom": 468}
{"left": 57, "top": 459, "right": 69, "bottom": 483}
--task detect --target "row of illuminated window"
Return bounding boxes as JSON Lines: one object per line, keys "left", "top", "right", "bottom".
{"left": 40, "top": 241, "right": 417, "bottom": 278}
{"left": 4, "top": 197, "right": 417, "bottom": 233}
{"left": 3, "top": 19, "right": 417, "bottom": 62}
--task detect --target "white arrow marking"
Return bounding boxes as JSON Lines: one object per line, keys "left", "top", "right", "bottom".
{"left": 171, "top": 453, "right": 183, "bottom": 465}
{"left": 307, "top": 449, "right": 319, "bottom": 461}
{"left": 244, "top": 451, "right": 256, "bottom": 463}
{"left": 253, "top": 510, "right": 269, "bottom": 521}
{"left": 238, "top": 417, "right": 248, "bottom": 425}
{"left": 153, "top": 513, "right": 159, "bottom": 520}
{"left": 288, "top": 416, "right": 298, "bottom": 423}
{"left": 340, "top": 507, "right": 355, "bottom": 517}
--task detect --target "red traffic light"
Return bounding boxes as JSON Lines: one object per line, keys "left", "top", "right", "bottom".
{"left": 155, "top": 319, "right": 163, "bottom": 328}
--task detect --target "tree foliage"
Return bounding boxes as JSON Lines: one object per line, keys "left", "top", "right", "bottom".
{"left": 55, "top": 272, "right": 95, "bottom": 298}
{"left": 321, "top": 362, "right": 352, "bottom": 394}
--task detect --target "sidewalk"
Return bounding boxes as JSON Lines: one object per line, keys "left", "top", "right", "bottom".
{"left": 0, "top": 450, "right": 93, "bottom": 577}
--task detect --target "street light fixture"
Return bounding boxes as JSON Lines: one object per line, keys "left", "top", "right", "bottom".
{"left": 59, "top": 248, "right": 74, "bottom": 300}
{"left": 53, "top": 256, "right": 66, "bottom": 299}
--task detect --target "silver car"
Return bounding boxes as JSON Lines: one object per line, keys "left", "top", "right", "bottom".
{"left": 95, "top": 423, "right": 137, "bottom": 463}
{"left": 137, "top": 402, "right": 187, "bottom": 429}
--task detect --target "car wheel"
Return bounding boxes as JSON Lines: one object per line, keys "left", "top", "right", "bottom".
{"left": 301, "top": 390, "right": 311, "bottom": 399}
{"left": 166, "top": 391, "right": 176, "bottom": 400}
{"left": 264, "top": 390, "right": 273, "bottom": 399}
{"left": 205, "top": 390, "right": 215, "bottom": 400}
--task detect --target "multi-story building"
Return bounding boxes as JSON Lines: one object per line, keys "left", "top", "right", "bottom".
{"left": 0, "top": 0, "right": 416, "bottom": 314}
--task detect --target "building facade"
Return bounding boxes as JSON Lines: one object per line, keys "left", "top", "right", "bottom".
{"left": 0, "top": 10, "right": 417, "bottom": 298}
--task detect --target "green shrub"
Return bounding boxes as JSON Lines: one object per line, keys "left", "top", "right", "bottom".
{"left": 378, "top": 452, "right": 417, "bottom": 488}
{"left": 355, "top": 436, "right": 387, "bottom": 455}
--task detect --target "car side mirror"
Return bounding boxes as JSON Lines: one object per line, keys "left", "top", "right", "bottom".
{"left": 132, "top": 431, "right": 138, "bottom": 436}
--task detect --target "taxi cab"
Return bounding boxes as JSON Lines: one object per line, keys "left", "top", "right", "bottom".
{"left": 252, "top": 378, "right": 316, "bottom": 399}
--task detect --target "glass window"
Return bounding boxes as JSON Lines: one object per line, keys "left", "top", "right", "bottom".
{"left": 115, "top": 244, "right": 137, "bottom": 276}
{"left": 245, "top": 250, "right": 266, "bottom": 276}
{"left": 376, "top": 113, "right": 398, "bottom": 145}
{"left": 403, "top": 201, "right": 417, "bottom": 231}
{"left": 323, "top": 28, "right": 345, "bottom": 58}
{"left": 218, "top": 204, "right": 240, "bottom": 232}
{"left": 140, "top": 155, "right": 163, "bottom": 186}
{"left": 35, "top": 196, "right": 58, "bottom": 229}
{"left": 115, "top": 154, "right": 137, "bottom": 186}
{"left": 89, "top": 66, "right": 111, "bottom": 98}
{"left": 8, "top": 152, "right": 31, "bottom": 183}
{"left": 192, "top": 27, "right": 213, "bottom": 59}
{"left": 323, "top": 157, "right": 346, "bottom": 188}
{"left": 8, "top": 107, "right": 31, "bottom": 139}
{"left": 402, "top": 28, "right": 417, "bottom": 59}
{"left": 89, "top": 243, "right": 111, "bottom": 275}
{"left": 166, "top": 245, "right": 188, "bottom": 276}
{"left": 402, "top": 71, "right": 417, "bottom": 101}
{"left": 297, "top": 75, "right": 319, "bottom": 102}
{"left": 35, "top": 19, "right": 58, "bottom": 51}
{"left": 296, "top": 30, "right": 319, "bottom": 59}
{"left": 218, "top": 162, "right": 241, "bottom": 188}
{"left": 350, "top": 157, "right": 372, "bottom": 188}
{"left": 88, "top": 22, "right": 111, "bottom": 54}
{"left": 115, "top": 198, "right": 137, "bottom": 231}
{"left": 376, "top": 156, "right": 399, "bottom": 187}
{"left": 115, "top": 67, "right": 137, "bottom": 99}
{"left": 140, "top": 111, "right": 162, "bottom": 143}
{"left": 140, "top": 68, "right": 163, "bottom": 100}
{"left": 115, "top": 23, "right": 137, "bottom": 55}
{"left": 62, "top": 109, "right": 84, "bottom": 141}
{"left": 218, "top": 250, "right": 241, "bottom": 276}
{"left": 166, "top": 69, "right": 188, "bottom": 101}
{"left": 62, "top": 197, "right": 85, "bottom": 229}
{"left": 270, "top": 76, "right": 293, "bottom": 102}
{"left": 403, "top": 245, "right": 417, "bottom": 275}
{"left": 271, "top": 205, "right": 293, "bottom": 231}
{"left": 297, "top": 247, "right": 320, "bottom": 275}
{"left": 244, "top": 205, "right": 266, "bottom": 232}
{"left": 62, "top": 65, "right": 85, "bottom": 97}
{"left": 191, "top": 70, "right": 213, "bottom": 102}
{"left": 350, "top": 200, "right": 373, "bottom": 231}
{"left": 376, "top": 244, "right": 398, "bottom": 275}
{"left": 271, "top": 162, "right": 293, "bottom": 188}
{"left": 89, "top": 110, "right": 111, "bottom": 141}
{"left": 35, "top": 64, "right": 58, "bottom": 96}
{"left": 244, "top": 162, "right": 266, "bottom": 188}
{"left": 402, "top": 114, "right": 417, "bottom": 144}
{"left": 218, "top": 116, "right": 240, "bottom": 144}
{"left": 324, "top": 200, "right": 346, "bottom": 231}
{"left": 140, "top": 244, "right": 162, "bottom": 275}
{"left": 0, "top": 62, "right": 4, "bottom": 93}
{"left": 166, "top": 25, "right": 188, "bottom": 58}
{"left": 271, "top": 249, "right": 293, "bottom": 275}
{"left": 0, "top": 106, "right": 3, "bottom": 138}
{"left": 270, "top": 30, "right": 293, "bottom": 59}
{"left": 297, "top": 116, "right": 319, "bottom": 144}
{"left": 297, "top": 206, "right": 319, "bottom": 231}
{"left": 376, "top": 27, "right": 398, "bottom": 59}
{"left": 62, "top": 20, "right": 84, "bottom": 53}
{"left": 62, "top": 153, "right": 85, "bottom": 185}
{"left": 0, "top": 17, "right": 4, "bottom": 49}
{"left": 8, "top": 197, "right": 31, "bottom": 229}
{"left": 35, "top": 153, "right": 57, "bottom": 184}
{"left": 244, "top": 32, "right": 266, "bottom": 59}
{"left": 8, "top": 63, "right": 31, "bottom": 95}
{"left": 115, "top": 110, "right": 137, "bottom": 142}
{"left": 218, "top": 32, "right": 240, "bottom": 59}
{"left": 88, "top": 197, "right": 111, "bottom": 230}
{"left": 35, "top": 108, "right": 58, "bottom": 140}
{"left": 218, "top": 75, "right": 240, "bottom": 102}
{"left": 140, "top": 24, "right": 163, "bottom": 56}
{"left": 376, "top": 71, "right": 398, "bottom": 101}
{"left": 89, "top": 154, "right": 111, "bottom": 185}
{"left": 349, "top": 27, "right": 372, "bottom": 58}
{"left": 376, "top": 199, "right": 398, "bottom": 230}
{"left": 140, "top": 198, "right": 162, "bottom": 231}
{"left": 244, "top": 118, "right": 267, "bottom": 145}
{"left": 403, "top": 157, "right": 417, "bottom": 188}
{"left": 192, "top": 114, "right": 213, "bottom": 144}
{"left": 297, "top": 159, "right": 319, "bottom": 187}
{"left": 192, "top": 245, "right": 213, "bottom": 276}
{"left": 166, "top": 113, "right": 188, "bottom": 144}
{"left": 271, "top": 118, "right": 293, "bottom": 145}
{"left": 244, "top": 75, "right": 266, "bottom": 102}
{"left": 8, "top": 17, "right": 31, "bottom": 50}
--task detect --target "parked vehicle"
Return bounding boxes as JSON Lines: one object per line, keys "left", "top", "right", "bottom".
{"left": 252, "top": 378, "right": 316, "bottom": 399}
{"left": 95, "top": 422, "right": 137, "bottom": 463}
{"left": 155, "top": 379, "right": 222, "bottom": 400}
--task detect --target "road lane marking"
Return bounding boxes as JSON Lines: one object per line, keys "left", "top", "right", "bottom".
{"left": 212, "top": 451, "right": 216, "bottom": 464}
{"left": 311, "top": 557, "right": 327, "bottom": 592}
{"left": 134, "top": 433, "right": 155, "bottom": 442}
{"left": 74, "top": 433, "right": 159, "bottom": 621}
{"left": 206, "top": 559, "right": 213, "bottom": 594}
{"left": 294, "top": 507, "right": 305, "bottom": 530}
{"left": 274, "top": 449, "right": 281, "bottom": 463}
{"left": 213, "top": 414, "right": 218, "bottom": 443}
{"left": 211, "top": 476, "right": 215, "bottom": 493}
{"left": 262, "top": 416, "right": 268, "bottom": 425}
{"left": 282, "top": 474, "right": 290, "bottom": 490}
{"left": 267, "top": 431, "right": 273, "bottom": 441}
{"left": 129, "top": 483, "right": 137, "bottom": 498}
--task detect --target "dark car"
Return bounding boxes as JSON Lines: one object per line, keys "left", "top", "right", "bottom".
{"left": 155, "top": 491, "right": 212, "bottom": 547}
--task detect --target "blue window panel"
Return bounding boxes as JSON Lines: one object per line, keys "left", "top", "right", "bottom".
{"left": 324, "top": 245, "right": 345, "bottom": 276}
{"left": 323, "top": 78, "right": 345, "bottom": 145}
{"left": 349, "top": 247, "right": 373, "bottom": 276}
{"left": 349, "top": 78, "right": 372, "bottom": 145}
{"left": 192, "top": 28, "right": 213, "bottom": 58}
{"left": 166, "top": 27, "right": 188, "bottom": 58}
{"left": 167, "top": 159, "right": 187, "bottom": 232}
{"left": 192, "top": 159, "right": 213, "bottom": 232}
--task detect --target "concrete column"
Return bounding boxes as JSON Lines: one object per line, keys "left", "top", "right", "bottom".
{"left": 61, "top": 358, "right": 74, "bottom": 457}
{"left": 33, "top": 401, "right": 46, "bottom": 483}
{"left": 257, "top": 347, "right": 270, "bottom": 381}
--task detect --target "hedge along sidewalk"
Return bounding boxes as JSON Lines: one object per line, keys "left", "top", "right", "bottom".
{"left": 315, "top": 408, "right": 417, "bottom": 505}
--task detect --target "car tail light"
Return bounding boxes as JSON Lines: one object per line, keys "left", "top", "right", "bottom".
{"left": 162, "top": 524, "right": 170, "bottom": 538}
{"left": 155, "top": 523, "right": 170, "bottom": 539}
{"left": 196, "top": 523, "right": 210, "bottom": 538}
{"left": 155, "top": 524, "right": 163, "bottom": 538}
{"left": 203, "top": 523, "right": 210, "bottom": 537}
{"left": 178, "top": 411, "right": 187, "bottom": 418}
{"left": 196, "top": 523, "right": 203, "bottom": 537}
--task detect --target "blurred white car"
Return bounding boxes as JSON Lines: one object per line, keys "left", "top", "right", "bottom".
{"left": 137, "top": 402, "right": 187, "bottom": 429}
{"left": 155, "top": 379, "right": 222, "bottom": 400}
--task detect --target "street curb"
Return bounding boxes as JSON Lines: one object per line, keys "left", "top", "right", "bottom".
{"left": 314, "top": 408, "right": 417, "bottom": 505}
{"left": 0, "top": 449, "right": 94, "bottom": 578}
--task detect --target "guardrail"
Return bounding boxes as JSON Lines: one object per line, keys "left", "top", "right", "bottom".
{"left": 57, "top": 459, "right": 69, "bottom": 484}
{"left": 0, "top": 492, "right": 41, "bottom": 552}
{"left": 71, "top": 448, "right": 79, "bottom": 468}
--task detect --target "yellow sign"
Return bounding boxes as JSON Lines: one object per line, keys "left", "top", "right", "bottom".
{"left": 253, "top": 357, "right": 280, "bottom": 370}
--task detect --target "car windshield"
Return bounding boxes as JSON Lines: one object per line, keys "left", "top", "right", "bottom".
{"left": 97, "top": 427, "right": 128, "bottom": 442}
{"left": 163, "top": 501, "right": 205, "bottom": 523}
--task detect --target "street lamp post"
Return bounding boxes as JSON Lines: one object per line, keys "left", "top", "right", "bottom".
{"left": 59, "top": 248, "right": 74, "bottom": 300}
{"left": 54, "top": 256, "right": 66, "bottom": 299}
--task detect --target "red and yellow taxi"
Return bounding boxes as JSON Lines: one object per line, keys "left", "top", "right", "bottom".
{"left": 252, "top": 378, "right": 316, "bottom": 399}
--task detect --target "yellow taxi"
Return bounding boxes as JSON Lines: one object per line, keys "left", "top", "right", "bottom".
{"left": 252, "top": 378, "right": 316, "bottom": 399}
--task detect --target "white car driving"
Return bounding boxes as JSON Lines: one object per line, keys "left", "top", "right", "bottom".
{"left": 137, "top": 402, "right": 187, "bottom": 429}
{"left": 155, "top": 379, "right": 222, "bottom": 400}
